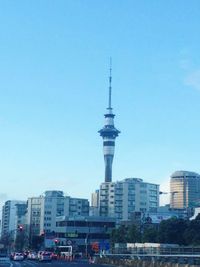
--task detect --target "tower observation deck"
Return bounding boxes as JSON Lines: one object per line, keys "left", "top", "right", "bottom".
{"left": 98, "top": 63, "right": 120, "bottom": 182}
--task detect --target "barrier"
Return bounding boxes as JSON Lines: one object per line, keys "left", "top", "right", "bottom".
{"left": 95, "top": 254, "right": 200, "bottom": 266}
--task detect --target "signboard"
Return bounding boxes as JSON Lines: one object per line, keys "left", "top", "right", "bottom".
{"left": 99, "top": 241, "right": 110, "bottom": 251}
{"left": 65, "top": 232, "right": 78, "bottom": 238}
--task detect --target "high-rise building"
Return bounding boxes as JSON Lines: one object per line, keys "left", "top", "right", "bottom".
{"left": 1, "top": 200, "right": 27, "bottom": 238}
{"left": 99, "top": 178, "right": 159, "bottom": 221}
{"left": 27, "top": 197, "right": 42, "bottom": 237}
{"left": 170, "top": 170, "right": 200, "bottom": 209}
{"left": 90, "top": 190, "right": 100, "bottom": 216}
{"left": 91, "top": 189, "right": 99, "bottom": 208}
{"left": 98, "top": 64, "right": 120, "bottom": 182}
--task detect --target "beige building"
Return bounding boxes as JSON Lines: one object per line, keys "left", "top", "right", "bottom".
{"left": 170, "top": 171, "right": 200, "bottom": 209}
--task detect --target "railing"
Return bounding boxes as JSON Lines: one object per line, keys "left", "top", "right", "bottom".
{"left": 96, "top": 253, "right": 200, "bottom": 265}
{"left": 114, "top": 246, "right": 200, "bottom": 255}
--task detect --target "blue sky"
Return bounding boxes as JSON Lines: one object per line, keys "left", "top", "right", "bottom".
{"left": 0, "top": 0, "right": 200, "bottom": 206}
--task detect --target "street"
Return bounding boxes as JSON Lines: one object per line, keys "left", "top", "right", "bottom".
{"left": 0, "top": 259, "right": 113, "bottom": 267}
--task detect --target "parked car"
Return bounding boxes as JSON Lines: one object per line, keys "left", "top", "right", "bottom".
{"left": 13, "top": 253, "right": 24, "bottom": 261}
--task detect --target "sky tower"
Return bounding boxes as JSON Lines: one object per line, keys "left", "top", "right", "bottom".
{"left": 98, "top": 62, "right": 120, "bottom": 183}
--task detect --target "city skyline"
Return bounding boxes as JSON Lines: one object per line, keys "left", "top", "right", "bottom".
{"left": 1, "top": 1, "right": 200, "bottom": 208}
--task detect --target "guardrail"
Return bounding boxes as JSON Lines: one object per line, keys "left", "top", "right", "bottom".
{"left": 96, "top": 253, "right": 200, "bottom": 265}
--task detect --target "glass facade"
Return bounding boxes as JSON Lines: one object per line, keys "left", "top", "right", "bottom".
{"left": 170, "top": 171, "right": 200, "bottom": 209}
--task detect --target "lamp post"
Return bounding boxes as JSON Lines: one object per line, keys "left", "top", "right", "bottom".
{"left": 65, "top": 218, "right": 68, "bottom": 246}
{"left": 85, "top": 219, "right": 90, "bottom": 258}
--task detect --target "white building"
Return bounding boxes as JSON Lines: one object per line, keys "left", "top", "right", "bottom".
{"left": 98, "top": 178, "right": 159, "bottom": 221}
{"left": 1, "top": 200, "right": 27, "bottom": 238}
{"left": 27, "top": 191, "right": 89, "bottom": 239}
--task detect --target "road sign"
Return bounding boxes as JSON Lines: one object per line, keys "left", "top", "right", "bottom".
{"left": 100, "top": 241, "right": 110, "bottom": 251}
{"left": 67, "top": 240, "right": 72, "bottom": 245}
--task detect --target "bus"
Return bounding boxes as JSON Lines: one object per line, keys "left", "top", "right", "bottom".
{"left": 55, "top": 246, "right": 73, "bottom": 258}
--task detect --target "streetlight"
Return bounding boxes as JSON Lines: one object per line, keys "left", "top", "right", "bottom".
{"left": 85, "top": 219, "right": 90, "bottom": 258}
{"left": 159, "top": 191, "right": 179, "bottom": 208}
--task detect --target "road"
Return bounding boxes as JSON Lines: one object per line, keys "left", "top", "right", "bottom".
{"left": 0, "top": 259, "right": 113, "bottom": 267}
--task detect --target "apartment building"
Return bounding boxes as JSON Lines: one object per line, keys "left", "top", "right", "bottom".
{"left": 27, "top": 191, "right": 89, "bottom": 238}
{"left": 99, "top": 178, "right": 159, "bottom": 221}
{"left": 1, "top": 200, "right": 27, "bottom": 238}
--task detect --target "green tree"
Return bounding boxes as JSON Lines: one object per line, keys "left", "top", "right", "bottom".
{"left": 127, "top": 224, "right": 141, "bottom": 243}
{"left": 31, "top": 235, "right": 44, "bottom": 250}
{"left": 15, "top": 231, "right": 26, "bottom": 251}
{"left": 142, "top": 226, "right": 158, "bottom": 243}
{"left": 158, "top": 218, "right": 188, "bottom": 245}
{"left": 184, "top": 217, "right": 200, "bottom": 245}
{"left": 111, "top": 225, "right": 128, "bottom": 244}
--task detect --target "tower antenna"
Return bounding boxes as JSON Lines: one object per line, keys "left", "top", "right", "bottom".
{"left": 108, "top": 57, "right": 112, "bottom": 110}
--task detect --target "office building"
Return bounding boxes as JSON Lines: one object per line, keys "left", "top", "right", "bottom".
{"left": 170, "top": 170, "right": 200, "bottom": 209}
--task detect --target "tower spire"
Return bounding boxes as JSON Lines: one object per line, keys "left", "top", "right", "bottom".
{"left": 108, "top": 57, "right": 112, "bottom": 110}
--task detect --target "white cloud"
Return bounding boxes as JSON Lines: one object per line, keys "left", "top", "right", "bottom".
{"left": 185, "top": 69, "right": 200, "bottom": 91}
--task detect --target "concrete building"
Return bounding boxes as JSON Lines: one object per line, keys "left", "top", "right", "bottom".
{"left": 27, "top": 191, "right": 89, "bottom": 240}
{"left": 99, "top": 178, "right": 159, "bottom": 221}
{"left": 170, "top": 171, "right": 200, "bottom": 209}
{"left": 53, "top": 215, "right": 116, "bottom": 252}
{"left": 1, "top": 200, "right": 27, "bottom": 238}
{"left": 27, "top": 196, "right": 43, "bottom": 238}
{"left": 90, "top": 190, "right": 99, "bottom": 216}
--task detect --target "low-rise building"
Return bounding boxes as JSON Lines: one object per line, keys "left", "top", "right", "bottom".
{"left": 48, "top": 215, "right": 116, "bottom": 252}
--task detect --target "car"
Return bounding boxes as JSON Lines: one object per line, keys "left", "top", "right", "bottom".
{"left": 51, "top": 252, "right": 58, "bottom": 260}
{"left": 38, "top": 251, "right": 52, "bottom": 262}
{"left": 13, "top": 253, "right": 24, "bottom": 261}
{"left": 10, "top": 252, "right": 15, "bottom": 260}
{"left": 27, "top": 252, "right": 38, "bottom": 260}
{"left": 37, "top": 251, "right": 44, "bottom": 259}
